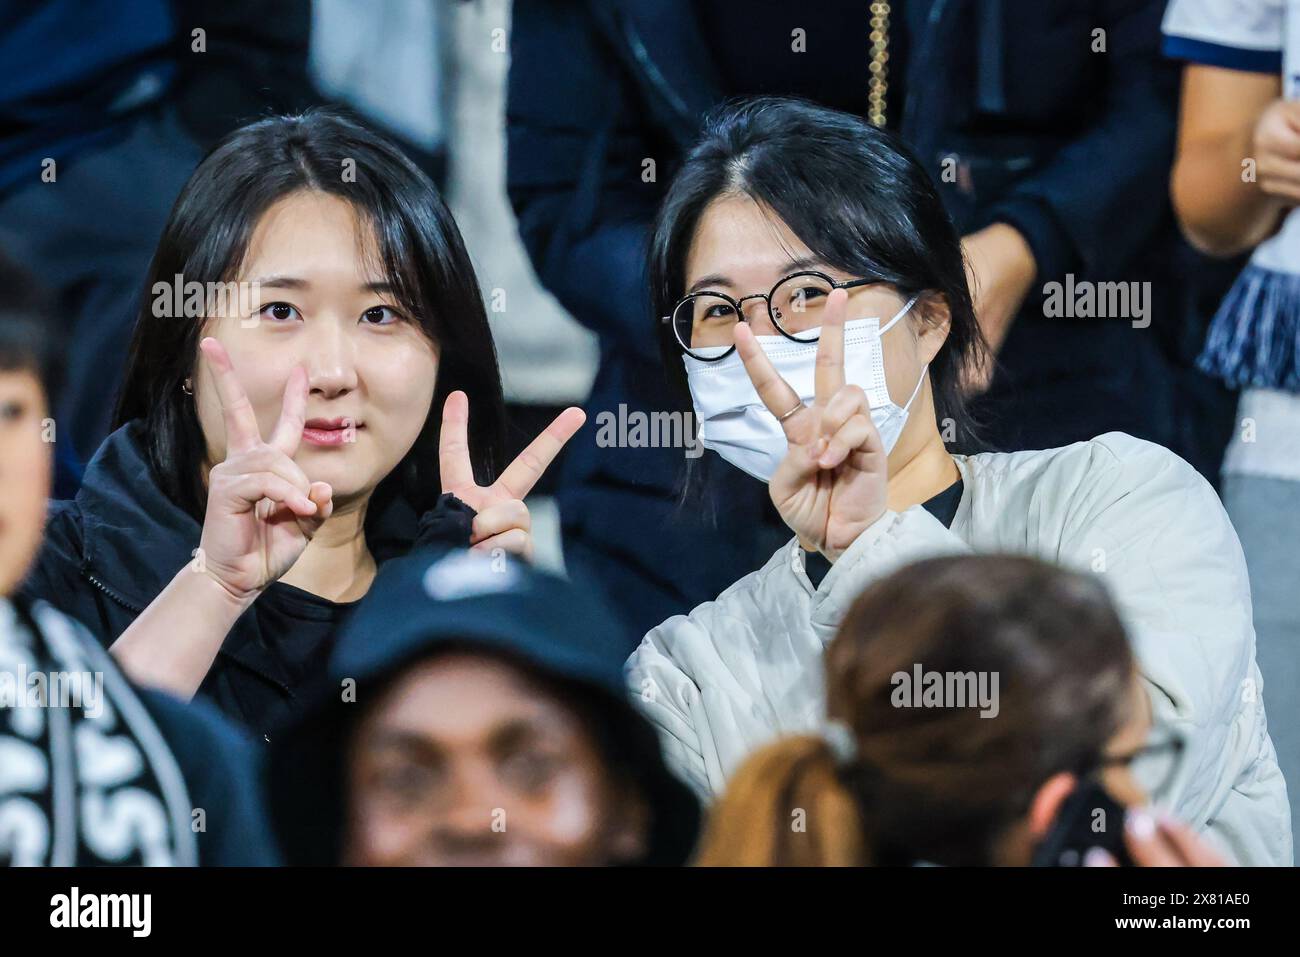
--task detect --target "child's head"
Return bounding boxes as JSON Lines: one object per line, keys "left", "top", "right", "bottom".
{"left": 0, "top": 256, "right": 56, "bottom": 596}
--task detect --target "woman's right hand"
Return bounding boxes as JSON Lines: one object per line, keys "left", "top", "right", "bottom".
{"left": 196, "top": 337, "right": 334, "bottom": 604}
{"left": 733, "top": 288, "right": 890, "bottom": 561}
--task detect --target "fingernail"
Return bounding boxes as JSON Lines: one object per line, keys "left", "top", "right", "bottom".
{"left": 1153, "top": 806, "right": 1181, "bottom": 829}
{"left": 1083, "top": 847, "right": 1114, "bottom": 868}
{"left": 1126, "top": 806, "right": 1156, "bottom": 841}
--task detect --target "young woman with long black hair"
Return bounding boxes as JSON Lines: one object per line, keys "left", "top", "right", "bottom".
{"left": 21, "top": 109, "right": 584, "bottom": 738}
{"left": 625, "top": 97, "right": 1290, "bottom": 866}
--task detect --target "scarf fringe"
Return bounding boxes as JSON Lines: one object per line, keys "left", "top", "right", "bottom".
{"left": 1198, "top": 264, "right": 1300, "bottom": 390}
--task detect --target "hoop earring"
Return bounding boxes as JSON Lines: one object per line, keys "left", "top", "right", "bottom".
{"left": 181, "top": 378, "right": 194, "bottom": 396}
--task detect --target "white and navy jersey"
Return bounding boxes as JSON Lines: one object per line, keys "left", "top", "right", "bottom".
{"left": 1163, "top": 0, "right": 1300, "bottom": 395}
{"left": 1163, "top": 0, "right": 1287, "bottom": 75}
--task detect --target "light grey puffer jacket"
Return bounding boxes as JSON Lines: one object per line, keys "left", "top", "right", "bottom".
{"left": 626, "top": 433, "right": 1293, "bottom": 866}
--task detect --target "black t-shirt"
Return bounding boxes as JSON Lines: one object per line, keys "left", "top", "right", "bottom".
{"left": 694, "top": 0, "right": 914, "bottom": 127}
{"left": 254, "top": 582, "right": 361, "bottom": 689}
{"left": 803, "top": 477, "right": 964, "bottom": 588}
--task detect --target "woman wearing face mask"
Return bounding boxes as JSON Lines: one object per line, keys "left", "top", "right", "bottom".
{"left": 625, "top": 97, "right": 1290, "bottom": 866}
{"left": 696, "top": 555, "right": 1227, "bottom": 867}
{"left": 20, "top": 109, "right": 584, "bottom": 738}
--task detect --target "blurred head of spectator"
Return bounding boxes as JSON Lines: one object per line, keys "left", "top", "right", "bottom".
{"left": 697, "top": 554, "right": 1159, "bottom": 867}
{"left": 268, "top": 548, "right": 700, "bottom": 866}
{"left": 1, "top": 257, "right": 278, "bottom": 867}
{"left": 0, "top": 256, "right": 56, "bottom": 594}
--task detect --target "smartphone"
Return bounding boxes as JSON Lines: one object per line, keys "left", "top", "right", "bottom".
{"left": 1031, "top": 778, "right": 1133, "bottom": 867}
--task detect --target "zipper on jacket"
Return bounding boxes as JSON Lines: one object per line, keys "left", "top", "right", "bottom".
{"left": 82, "top": 568, "right": 145, "bottom": 614}
{"left": 85, "top": 565, "right": 297, "bottom": 712}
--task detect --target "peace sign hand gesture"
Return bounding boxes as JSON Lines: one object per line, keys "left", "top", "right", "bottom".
{"left": 733, "top": 288, "right": 890, "bottom": 562}
{"left": 438, "top": 391, "right": 585, "bottom": 562}
{"left": 197, "top": 337, "right": 335, "bottom": 603}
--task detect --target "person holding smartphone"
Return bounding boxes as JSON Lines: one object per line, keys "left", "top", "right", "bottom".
{"left": 695, "top": 554, "right": 1227, "bottom": 867}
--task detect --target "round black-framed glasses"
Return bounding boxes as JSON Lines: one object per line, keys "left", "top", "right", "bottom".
{"left": 1094, "top": 728, "right": 1187, "bottom": 799}
{"left": 664, "top": 270, "right": 883, "bottom": 361}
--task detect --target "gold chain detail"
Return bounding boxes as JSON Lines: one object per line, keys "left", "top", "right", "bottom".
{"left": 868, "top": 1, "right": 890, "bottom": 127}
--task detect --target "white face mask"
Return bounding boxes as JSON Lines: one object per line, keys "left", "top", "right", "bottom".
{"left": 684, "top": 297, "right": 925, "bottom": 482}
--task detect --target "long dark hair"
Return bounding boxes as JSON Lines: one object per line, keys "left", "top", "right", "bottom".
{"left": 115, "top": 107, "right": 505, "bottom": 525}
{"left": 649, "top": 96, "right": 988, "bottom": 462}
{"left": 697, "top": 555, "right": 1136, "bottom": 866}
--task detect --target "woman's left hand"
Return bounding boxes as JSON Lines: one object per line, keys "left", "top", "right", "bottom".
{"left": 437, "top": 391, "right": 585, "bottom": 562}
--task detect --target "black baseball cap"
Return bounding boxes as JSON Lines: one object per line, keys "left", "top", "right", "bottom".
{"left": 267, "top": 547, "right": 700, "bottom": 866}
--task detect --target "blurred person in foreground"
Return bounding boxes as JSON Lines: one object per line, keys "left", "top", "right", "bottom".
{"left": 1163, "top": 0, "right": 1300, "bottom": 843}
{"left": 266, "top": 547, "right": 699, "bottom": 867}
{"left": 698, "top": 554, "right": 1228, "bottom": 867}
{"left": 0, "top": 256, "right": 275, "bottom": 866}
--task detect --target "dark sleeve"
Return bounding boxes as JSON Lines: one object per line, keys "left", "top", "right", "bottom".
{"left": 137, "top": 688, "right": 281, "bottom": 866}
{"left": 17, "top": 500, "right": 103, "bottom": 633}
{"left": 505, "top": 1, "right": 666, "bottom": 360}
{"left": 983, "top": 0, "right": 1180, "bottom": 285}
{"left": 413, "top": 492, "right": 476, "bottom": 550}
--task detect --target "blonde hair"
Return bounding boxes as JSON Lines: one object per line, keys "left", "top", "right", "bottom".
{"left": 695, "top": 735, "right": 863, "bottom": 866}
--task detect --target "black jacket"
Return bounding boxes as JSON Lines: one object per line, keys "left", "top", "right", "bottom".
{"left": 20, "top": 420, "right": 473, "bottom": 738}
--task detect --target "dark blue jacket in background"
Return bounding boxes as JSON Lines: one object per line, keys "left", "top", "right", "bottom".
{"left": 506, "top": 0, "right": 1241, "bottom": 648}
